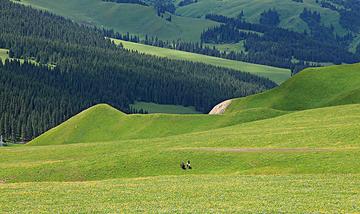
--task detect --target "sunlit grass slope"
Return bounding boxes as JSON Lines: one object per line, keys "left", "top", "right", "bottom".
{"left": 1, "top": 104, "right": 360, "bottom": 183}
{"left": 114, "top": 39, "right": 291, "bottom": 84}
{"left": 226, "top": 63, "right": 360, "bottom": 113}
{"left": 1, "top": 63, "right": 360, "bottom": 212}
{"left": 29, "top": 104, "right": 287, "bottom": 146}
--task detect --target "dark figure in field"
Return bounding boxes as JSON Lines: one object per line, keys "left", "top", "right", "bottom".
{"left": 187, "top": 160, "right": 192, "bottom": 169}
{"left": 180, "top": 161, "right": 186, "bottom": 170}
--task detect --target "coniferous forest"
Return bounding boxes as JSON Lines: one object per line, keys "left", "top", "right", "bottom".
{"left": 0, "top": 0, "right": 276, "bottom": 142}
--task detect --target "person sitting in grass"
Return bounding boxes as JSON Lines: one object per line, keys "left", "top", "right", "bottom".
{"left": 186, "top": 160, "right": 192, "bottom": 169}
{"left": 180, "top": 161, "right": 186, "bottom": 170}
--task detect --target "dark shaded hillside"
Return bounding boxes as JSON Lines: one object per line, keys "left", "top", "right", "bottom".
{"left": 0, "top": 0, "right": 275, "bottom": 142}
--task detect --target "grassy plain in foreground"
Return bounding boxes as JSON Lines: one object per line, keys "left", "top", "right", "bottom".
{"left": 1, "top": 174, "right": 359, "bottom": 213}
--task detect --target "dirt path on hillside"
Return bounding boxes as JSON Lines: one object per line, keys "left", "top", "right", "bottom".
{"left": 176, "top": 147, "right": 336, "bottom": 153}
{"left": 209, "top": 100, "right": 232, "bottom": 115}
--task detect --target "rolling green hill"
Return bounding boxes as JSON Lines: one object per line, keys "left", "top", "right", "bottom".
{"left": 1, "top": 102, "right": 360, "bottom": 212}
{"left": 115, "top": 39, "right": 291, "bottom": 84}
{"left": 2, "top": 62, "right": 360, "bottom": 212}
{"left": 29, "top": 104, "right": 287, "bottom": 146}
{"left": 28, "top": 62, "right": 360, "bottom": 147}
{"left": 226, "top": 63, "right": 360, "bottom": 113}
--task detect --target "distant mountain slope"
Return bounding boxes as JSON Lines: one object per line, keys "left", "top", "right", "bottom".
{"left": 226, "top": 63, "right": 360, "bottom": 113}
{"left": 18, "top": 0, "right": 348, "bottom": 40}
{"left": 115, "top": 39, "right": 291, "bottom": 84}
{"left": 17, "top": 0, "right": 360, "bottom": 71}
{"left": 176, "top": 0, "right": 346, "bottom": 35}
{"left": 15, "top": 0, "right": 217, "bottom": 41}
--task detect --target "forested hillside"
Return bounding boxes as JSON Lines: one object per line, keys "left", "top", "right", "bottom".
{"left": 0, "top": 0, "right": 275, "bottom": 142}
{"left": 17, "top": 0, "right": 360, "bottom": 73}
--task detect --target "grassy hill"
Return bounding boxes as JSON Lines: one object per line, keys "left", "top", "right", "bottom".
{"left": 1, "top": 103, "right": 360, "bottom": 211}
{"left": 2, "top": 103, "right": 360, "bottom": 180}
{"left": 1, "top": 63, "right": 360, "bottom": 212}
{"left": 226, "top": 63, "right": 360, "bottom": 113}
{"left": 29, "top": 104, "right": 287, "bottom": 146}
{"left": 114, "top": 39, "right": 291, "bottom": 84}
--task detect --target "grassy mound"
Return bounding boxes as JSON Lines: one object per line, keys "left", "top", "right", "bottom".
{"left": 29, "top": 104, "right": 287, "bottom": 146}
{"left": 226, "top": 63, "right": 360, "bottom": 113}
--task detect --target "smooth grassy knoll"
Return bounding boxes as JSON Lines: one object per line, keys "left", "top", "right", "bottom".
{"left": 29, "top": 104, "right": 288, "bottom": 145}
{"left": 15, "top": 0, "right": 217, "bottom": 41}
{"left": 114, "top": 39, "right": 291, "bottom": 84}
{"left": 130, "top": 101, "right": 200, "bottom": 114}
{"left": 226, "top": 63, "right": 360, "bottom": 113}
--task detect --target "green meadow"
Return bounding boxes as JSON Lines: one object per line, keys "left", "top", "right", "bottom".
{"left": 1, "top": 63, "right": 360, "bottom": 212}
{"left": 114, "top": 39, "right": 291, "bottom": 84}
{"left": 1, "top": 175, "right": 359, "bottom": 213}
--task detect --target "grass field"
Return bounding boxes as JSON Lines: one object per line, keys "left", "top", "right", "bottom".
{"left": 1, "top": 175, "right": 359, "bottom": 213}
{"left": 131, "top": 101, "right": 200, "bottom": 114}
{"left": 1, "top": 63, "right": 360, "bottom": 212}
{"left": 114, "top": 39, "right": 291, "bottom": 84}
